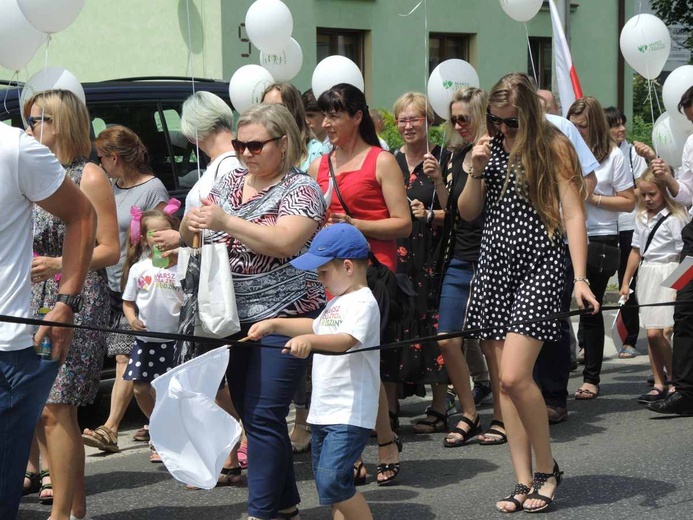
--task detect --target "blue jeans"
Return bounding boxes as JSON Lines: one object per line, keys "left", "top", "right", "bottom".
{"left": 311, "top": 424, "right": 371, "bottom": 506}
{"left": 226, "top": 318, "right": 316, "bottom": 520}
{"left": 0, "top": 347, "right": 59, "bottom": 519}
{"left": 438, "top": 259, "right": 476, "bottom": 333}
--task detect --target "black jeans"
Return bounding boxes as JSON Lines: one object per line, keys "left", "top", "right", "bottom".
{"left": 618, "top": 230, "right": 640, "bottom": 346}
{"left": 581, "top": 235, "right": 619, "bottom": 386}
{"left": 534, "top": 247, "right": 573, "bottom": 408}
{"left": 673, "top": 280, "right": 693, "bottom": 399}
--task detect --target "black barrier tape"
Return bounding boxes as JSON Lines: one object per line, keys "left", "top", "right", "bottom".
{"left": 0, "top": 301, "right": 683, "bottom": 357}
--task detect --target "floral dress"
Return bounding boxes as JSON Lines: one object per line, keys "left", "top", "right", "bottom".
{"left": 31, "top": 160, "right": 110, "bottom": 406}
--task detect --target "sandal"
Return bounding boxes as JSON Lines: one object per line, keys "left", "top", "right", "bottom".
{"left": 278, "top": 508, "right": 300, "bottom": 519}
{"left": 39, "top": 468, "right": 53, "bottom": 505}
{"left": 133, "top": 424, "right": 150, "bottom": 442}
{"left": 618, "top": 345, "right": 637, "bottom": 359}
{"left": 149, "top": 443, "right": 163, "bottom": 463}
{"left": 82, "top": 425, "right": 120, "bottom": 453}
{"left": 443, "top": 415, "right": 481, "bottom": 448}
{"left": 23, "top": 471, "right": 40, "bottom": 496}
{"left": 290, "top": 423, "right": 311, "bottom": 454}
{"left": 478, "top": 419, "right": 508, "bottom": 446}
{"left": 524, "top": 460, "right": 564, "bottom": 513}
{"left": 185, "top": 467, "right": 245, "bottom": 490}
{"left": 238, "top": 443, "right": 248, "bottom": 470}
{"left": 496, "top": 482, "right": 531, "bottom": 513}
{"left": 575, "top": 386, "right": 599, "bottom": 400}
{"left": 413, "top": 407, "right": 448, "bottom": 434}
{"left": 638, "top": 386, "right": 668, "bottom": 403}
{"left": 376, "top": 435, "right": 402, "bottom": 486}
{"left": 353, "top": 461, "right": 368, "bottom": 486}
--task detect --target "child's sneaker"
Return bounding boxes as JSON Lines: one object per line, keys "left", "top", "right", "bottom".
{"left": 472, "top": 383, "right": 492, "bottom": 406}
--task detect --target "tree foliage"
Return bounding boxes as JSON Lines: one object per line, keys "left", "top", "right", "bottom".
{"left": 651, "top": 0, "right": 693, "bottom": 51}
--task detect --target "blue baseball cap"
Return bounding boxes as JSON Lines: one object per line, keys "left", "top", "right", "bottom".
{"left": 290, "top": 223, "right": 370, "bottom": 270}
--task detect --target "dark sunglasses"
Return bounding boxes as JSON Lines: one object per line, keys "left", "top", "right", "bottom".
{"left": 27, "top": 116, "right": 52, "bottom": 131}
{"left": 486, "top": 111, "right": 519, "bottom": 129}
{"left": 231, "top": 136, "right": 282, "bottom": 155}
{"left": 450, "top": 114, "right": 471, "bottom": 126}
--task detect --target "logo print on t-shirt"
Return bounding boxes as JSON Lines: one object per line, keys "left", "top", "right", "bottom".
{"left": 320, "top": 305, "right": 342, "bottom": 327}
{"left": 138, "top": 275, "right": 152, "bottom": 290}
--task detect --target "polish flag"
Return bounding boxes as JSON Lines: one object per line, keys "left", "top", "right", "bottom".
{"left": 549, "top": 0, "right": 583, "bottom": 117}
{"left": 661, "top": 256, "right": 693, "bottom": 291}
{"left": 611, "top": 309, "right": 629, "bottom": 352}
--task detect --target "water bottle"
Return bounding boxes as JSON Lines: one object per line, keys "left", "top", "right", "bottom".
{"left": 149, "top": 231, "right": 169, "bottom": 268}
{"left": 36, "top": 307, "right": 52, "bottom": 360}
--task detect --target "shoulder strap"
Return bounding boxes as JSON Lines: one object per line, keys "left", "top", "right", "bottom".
{"left": 327, "top": 152, "right": 353, "bottom": 217}
{"left": 643, "top": 213, "right": 670, "bottom": 254}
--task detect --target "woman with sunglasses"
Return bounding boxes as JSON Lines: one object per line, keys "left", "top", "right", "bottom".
{"left": 458, "top": 73, "right": 598, "bottom": 512}
{"left": 183, "top": 103, "right": 326, "bottom": 520}
{"left": 567, "top": 97, "right": 635, "bottom": 401}
{"left": 307, "top": 83, "right": 411, "bottom": 486}
{"left": 24, "top": 89, "right": 119, "bottom": 520}
{"left": 80, "top": 125, "right": 169, "bottom": 457}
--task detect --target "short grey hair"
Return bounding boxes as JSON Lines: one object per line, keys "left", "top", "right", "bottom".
{"left": 237, "top": 104, "right": 302, "bottom": 174}
{"left": 180, "top": 91, "right": 234, "bottom": 142}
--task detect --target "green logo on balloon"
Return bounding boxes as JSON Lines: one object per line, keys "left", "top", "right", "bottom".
{"left": 637, "top": 44, "right": 648, "bottom": 53}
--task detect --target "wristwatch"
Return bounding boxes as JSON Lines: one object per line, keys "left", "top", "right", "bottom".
{"left": 56, "top": 293, "right": 84, "bottom": 313}
{"left": 426, "top": 210, "right": 435, "bottom": 225}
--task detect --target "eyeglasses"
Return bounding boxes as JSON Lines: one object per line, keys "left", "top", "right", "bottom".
{"left": 450, "top": 114, "right": 471, "bottom": 126}
{"left": 396, "top": 117, "right": 426, "bottom": 128}
{"left": 486, "top": 111, "right": 519, "bottom": 129}
{"left": 27, "top": 116, "right": 52, "bottom": 131}
{"left": 231, "top": 136, "right": 283, "bottom": 155}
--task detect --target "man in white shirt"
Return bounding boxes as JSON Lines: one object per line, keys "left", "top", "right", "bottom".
{"left": 0, "top": 122, "right": 95, "bottom": 519}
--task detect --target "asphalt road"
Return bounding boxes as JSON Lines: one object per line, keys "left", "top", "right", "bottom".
{"left": 17, "top": 311, "right": 693, "bottom": 520}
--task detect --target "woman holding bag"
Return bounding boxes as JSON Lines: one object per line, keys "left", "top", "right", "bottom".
{"left": 182, "top": 103, "right": 326, "bottom": 520}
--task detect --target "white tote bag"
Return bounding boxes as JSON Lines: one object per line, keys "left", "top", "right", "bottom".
{"left": 196, "top": 242, "right": 240, "bottom": 338}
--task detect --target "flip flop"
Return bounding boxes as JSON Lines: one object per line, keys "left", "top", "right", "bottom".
{"left": 478, "top": 419, "right": 507, "bottom": 446}
{"left": 575, "top": 386, "right": 599, "bottom": 400}
{"left": 618, "top": 346, "right": 637, "bottom": 359}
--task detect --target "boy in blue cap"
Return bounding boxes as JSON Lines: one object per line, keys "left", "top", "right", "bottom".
{"left": 249, "top": 223, "right": 380, "bottom": 520}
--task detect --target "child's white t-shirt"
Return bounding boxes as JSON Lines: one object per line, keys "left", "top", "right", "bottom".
{"left": 122, "top": 258, "right": 183, "bottom": 341}
{"left": 307, "top": 287, "right": 381, "bottom": 430}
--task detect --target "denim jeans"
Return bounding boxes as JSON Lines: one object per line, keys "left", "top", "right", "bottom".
{"left": 0, "top": 346, "right": 59, "bottom": 519}
{"left": 311, "top": 424, "right": 371, "bottom": 506}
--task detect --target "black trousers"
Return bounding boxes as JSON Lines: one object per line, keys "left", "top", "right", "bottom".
{"left": 534, "top": 248, "right": 574, "bottom": 408}
{"left": 673, "top": 280, "right": 693, "bottom": 399}
{"left": 617, "top": 230, "right": 640, "bottom": 345}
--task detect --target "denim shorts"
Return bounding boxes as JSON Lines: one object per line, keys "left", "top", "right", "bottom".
{"left": 311, "top": 424, "right": 371, "bottom": 506}
{"left": 437, "top": 258, "right": 476, "bottom": 333}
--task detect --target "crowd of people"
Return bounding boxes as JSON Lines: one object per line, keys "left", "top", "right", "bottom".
{"left": 0, "top": 73, "right": 692, "bottom": 520}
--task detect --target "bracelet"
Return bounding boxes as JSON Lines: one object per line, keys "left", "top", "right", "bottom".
{"left": 596, "top": 194, "right": 602, "bottom": 207}
{"left": 574, "top": 277, "right": 590, "bottom": 286}
{"left": 426, "top": 209, "right": 435, "bottom": 225}
{"left": 468, "top": 167, "right": 484, "bottom": 180}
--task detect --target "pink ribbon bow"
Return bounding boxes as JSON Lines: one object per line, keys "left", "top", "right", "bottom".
{"left": 162, "top": 198, "right": 181, "bottom": 216}
{"left": 130, "top": 206, "right": 143, "bottom": 243}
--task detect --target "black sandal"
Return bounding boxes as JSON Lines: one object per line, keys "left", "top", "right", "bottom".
{"left": 39, "top": 468, "right": 53, "bottom": 505}
{"left": 278, "top": 507, "right": 300, "bottom": 519}
{"left": 413, "top": 407, "right": 448, "bottom": 434}
{"left": 23, "top": 471, "right": 40, "bottom": 496}
{"left": 496, "top": 483, "right": 531, "bottom": 513}
{"left": 443, "top": 415, "right": 481, "bottom": 447}
{"left": 478, "top": 419, "right": 508, "bottom": 446}
{"left": 524, "top": 460, "right": 564, "bottom": 513}
{"left": 353, "top": 461, "right": 368, "bottom": 486}
{"left": 376, "top": 435, "right": 402, "bottom": 486}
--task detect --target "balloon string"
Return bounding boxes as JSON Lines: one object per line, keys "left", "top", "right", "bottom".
{"left": 39, "top": 35, "right": 52, "bottom": 144}
{"left": 424, "top": 0, "right": 430, "bottom": 155}
{"left": 647, "top": 78, "right": 659, "bottom": 157}
{"left": 2, "top": 71, "right": 19, "bottom": 116}
{"left": 524, "top": 23, "right": 538, "bottom": 85}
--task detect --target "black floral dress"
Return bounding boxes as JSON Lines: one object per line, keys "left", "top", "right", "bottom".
{"left": 31, "top": 160, "right": 110, "bottom": 406}
{"left": 380, "top": 146, "right": 449, "bottom": 384}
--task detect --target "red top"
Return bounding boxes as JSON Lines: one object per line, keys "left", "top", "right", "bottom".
{"left": 317, "top": 146, "right": 396, "bottom": 271}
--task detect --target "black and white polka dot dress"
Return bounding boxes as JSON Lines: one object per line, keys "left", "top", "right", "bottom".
{"left": 466, "top": 136, "right": 565, "bottom": 342}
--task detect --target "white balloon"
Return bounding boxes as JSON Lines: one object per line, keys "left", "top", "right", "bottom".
{"left": 0, "top": 0, "right": 46, "bottom": 71}
{"left": 20, "top": 68, "right": 85, "bottom": 125}
{"left": 18, "top": 0, "right": 84, "bottom": 34}
{"left": 427, "top": 59, "right": 480, "bottom": 119}
{"left": 311, "top": 56, "right": 364, "bottom": 99}
{"left": 619, "top": 14, "right": 671, "bottom": 80}
{"left": 652, "top": 113, "right": 689, "bottom": 168}
{"left": 245, "top": 0, "right": 293, "bottom": 54}
{"left": 259, "top": 38, "right": 303, "bottom": 82}
{"left": 499, "top": 0, "right": 543, "bottom": 22}
{"left": 229, "top": 65, "right": 274, "bottom": 114}
{"left": 662, "top": 65, "right": 693, "bottom": 125}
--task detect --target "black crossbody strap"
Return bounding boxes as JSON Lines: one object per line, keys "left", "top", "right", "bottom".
{"left": 327, "top": 152, "right": 354, "bottom": 217}
{"left": 643, "top": 213, "right": 670, "bottom": 255}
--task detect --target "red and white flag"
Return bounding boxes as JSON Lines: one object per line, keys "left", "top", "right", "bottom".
{"left": 611, "top": 309, "right": 629, "bottom": 352}
{"left": 661, "top": 256, "right": 693, "bottom": 291}
{"left": 549, "top": 0, "right": 583, "bottom": 117}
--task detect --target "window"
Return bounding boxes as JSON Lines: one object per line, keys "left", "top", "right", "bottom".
{"left": 528, "top": 37, "right": 552, "bottom": 91}
{"left": 429, "top": 33, "right": 471, "bottom": 73}
{"left": 316, "top": 28, "right": 365, "bottom": 72}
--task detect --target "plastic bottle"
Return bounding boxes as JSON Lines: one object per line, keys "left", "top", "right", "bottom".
{"left": 36, "top": 307, "right": 52, "bottom": 360}
{"left": 149, "top": 231, "right": 169, "bottom": 268}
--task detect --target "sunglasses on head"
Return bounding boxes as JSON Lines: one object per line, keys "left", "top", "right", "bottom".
{"left": 450, "top": 114, "right": 471, "bottom": 126}
{"left": 231, "top": 136, "right": 282, "bottom": 155}
{"left": 27, "top": 116, "right": 52, "bottom": 131}
{"left": 486, "top": 111, "right": 519, "bottom": 129}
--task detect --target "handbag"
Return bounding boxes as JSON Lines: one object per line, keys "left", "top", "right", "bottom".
{"left": 586, "top": 241, "right": 621, "bottom": 275}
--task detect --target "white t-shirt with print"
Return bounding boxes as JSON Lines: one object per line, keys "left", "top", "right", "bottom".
{"left": 587, "top": 146, "right": 633, "bottom": 236}
{"left": 307, "top": 287, "right": 381, "bottom": 429}
{"left": 0, "top": 123, "right": 65, "bottom": 351}
{"left": 122, "top": 258, "right": 183, "bottom": 341}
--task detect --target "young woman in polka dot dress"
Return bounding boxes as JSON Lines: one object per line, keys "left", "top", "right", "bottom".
{"left": 120, "top": 204, "right": 183, "bottom": 462}
{"left": 458, "top": 73, "right": 599, "bottom": 513}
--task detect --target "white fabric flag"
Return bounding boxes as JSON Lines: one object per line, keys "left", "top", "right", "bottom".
{"left": 150, "top": 346, "right": 241, "bottom": 489}
{"left": 549, "top": 0, "right": 583, "bottom": 117}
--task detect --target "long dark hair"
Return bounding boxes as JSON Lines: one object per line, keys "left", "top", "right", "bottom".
{"left": 317, "top": 83, "right": 380, "bottom": 147}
